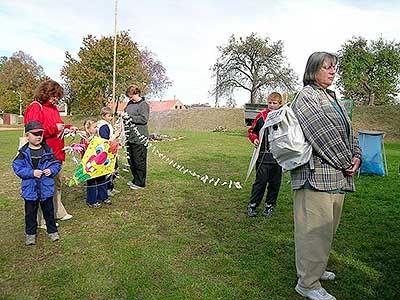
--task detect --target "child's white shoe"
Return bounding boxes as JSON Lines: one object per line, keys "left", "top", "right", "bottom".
{"left": 48, "top": 232, "right": 60, "bottom": 242}
{"left": 25, "top": 234, "right": 36, "bottom": 246}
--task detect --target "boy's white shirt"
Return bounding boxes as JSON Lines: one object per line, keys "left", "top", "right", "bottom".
{"left": 97, "top": 119, "right": 115, "bottom": 140}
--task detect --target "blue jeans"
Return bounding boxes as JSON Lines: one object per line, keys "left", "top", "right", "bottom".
{"left": 86, "top": 176, "right": 108, "bottom": 204}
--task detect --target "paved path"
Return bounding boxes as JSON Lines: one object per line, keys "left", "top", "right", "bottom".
{"left": 0, "top": 127, "right": 21, "bottom": 131}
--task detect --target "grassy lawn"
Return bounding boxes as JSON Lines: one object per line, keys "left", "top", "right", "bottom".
{"left": 0, "top": 129, "right": 399, "bottom": 300}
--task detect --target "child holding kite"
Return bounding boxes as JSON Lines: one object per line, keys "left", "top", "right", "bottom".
{"left": 12, "top": 121, "right": 62, "bottom": 245}
{"left": 97, "top": 106, "right": 120, "bottom": 197}
{"left": 82, "top": 118, "right": 111, "bottom": 208}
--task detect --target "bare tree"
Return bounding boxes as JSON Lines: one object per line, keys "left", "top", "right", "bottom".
{"left": 211, "top": 33, "right": 298, "bottom": 104}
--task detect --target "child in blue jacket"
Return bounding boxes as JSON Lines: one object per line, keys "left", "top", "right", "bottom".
{"left": 12, "top": 121, "right": 62, "bottom": 245}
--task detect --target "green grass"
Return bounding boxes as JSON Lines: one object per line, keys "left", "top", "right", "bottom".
{"left": 0, "top": 129, "right": 399, "bottom": 300}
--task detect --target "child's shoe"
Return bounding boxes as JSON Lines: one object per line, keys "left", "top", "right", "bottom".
{"left": 25, "top": 234, "right": 36, "bottom": 246}
{"left": 103, "top": 199, "right": 112, "bottom": 205}
{"left": 247, "top": 205, "right": 257, "bottom": 217}
{"left": 48, "top": 232, "right": 60, "bottom": 242}
{"left": 262, "top": 205, "right": 274, "bottom": 217}
{"left": 87, "top": 202, "right": 102, "bottom": 208}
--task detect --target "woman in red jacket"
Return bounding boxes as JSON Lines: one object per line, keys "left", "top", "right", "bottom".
{"left": 24, "top": 80, "right": 76, "bottom": 224}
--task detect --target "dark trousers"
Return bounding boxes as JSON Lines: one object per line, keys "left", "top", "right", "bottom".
{"left": 107, "top": 158, "right": 118, "bottom": 191}
{"left": 248, "top": 159, "right": 282, "bottom": 208}
{"left": 25, "top": 197, "right": 57, "bottom": 235}
{"left": 127, "top": 142, "right": 147, "bottom": 187}
{"left": 86, "top": 175, "right": 108, "bottom": 204}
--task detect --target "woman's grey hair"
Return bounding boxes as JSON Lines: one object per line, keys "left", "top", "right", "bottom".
{"left": 303, "top": 52, "right": 338, "bottom": 86}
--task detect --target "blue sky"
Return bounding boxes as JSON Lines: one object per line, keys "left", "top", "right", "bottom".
{"left": 1, "top": 0, "right": 399, "bottom": 106}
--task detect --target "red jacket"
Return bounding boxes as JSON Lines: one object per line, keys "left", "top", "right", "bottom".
{"left": 247, "top": 109, "right": 270, "bottom": 143}
{"left": 24, "top": 101, "right": 71, "bottom": 162}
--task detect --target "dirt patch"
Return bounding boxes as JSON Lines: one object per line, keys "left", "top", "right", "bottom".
{"left": 149, "top": 108, "right": 246, "bottom": 132}
{"left": 149, "top": 133, "right": 184, "bottom": 142}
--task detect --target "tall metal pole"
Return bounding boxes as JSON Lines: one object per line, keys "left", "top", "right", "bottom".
{"left": 215, "top": 62, "right": 219, "bottom": 108}
{"left": 112, "top": 0, "right": 118, "bottom": 110}
{"left": 18, "top": 92, "right": 22, "bottom": 117}
{"left": 13, "top": 90, "right": 23, "bottom": 116}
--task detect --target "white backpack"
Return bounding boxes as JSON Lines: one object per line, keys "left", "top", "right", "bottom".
{"left": 245, "top": 99, "right": 312, "bottom": 181}
{"left": 267, "top": 103, "right": 312, "bottom": 171}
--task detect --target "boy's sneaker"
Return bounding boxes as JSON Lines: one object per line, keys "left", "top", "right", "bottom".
{"left": 103, "top": 199, "right": 112, "bottom": 205}
{"left": 25, "top": 234, "right": 36, "bottom": 246}
{"left": 108, "top": 189, "right": 120, "bottom": 196}
{"left": 262, "top": 205, "right": 274, "bottom": 217}
{"left": 48, "top": 232, "right": 60, "bottom": 242}
{"left": 60, "top": 214, "right": 73, "bottom": 221}
{"left": 295, "top": 284, "right": 336, "bottom": 300}
{"left": 128, "top": 182, "right": 144, "bottom": 190}
{"left": 247, "top": 205, "right": 257, "bottom": 217}
{"left": 321, "top": 271, "right": 336, "bottom": 281}
{"left": 87, "top": 202, "right": 102, "bottom": 208}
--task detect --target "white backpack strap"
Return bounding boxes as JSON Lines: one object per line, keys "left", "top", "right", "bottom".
{"left": 32, "top": 100, "right": 43, "bottom": 110}
{"left": 290, "top": 91, "right": 315, "bottom": 170}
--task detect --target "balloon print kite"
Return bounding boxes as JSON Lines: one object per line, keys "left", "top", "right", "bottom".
{"left": 68, "top": 136, "right": 119, "bottom": 186}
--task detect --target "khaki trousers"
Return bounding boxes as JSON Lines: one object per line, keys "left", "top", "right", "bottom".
{"left": 37, "top": 171, "right": 69, "bottom": 225}
{"left": 294, "top": 189, "right": 344, "bottom": 290}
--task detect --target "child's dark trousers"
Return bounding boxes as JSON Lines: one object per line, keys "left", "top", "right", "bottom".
{"left": 248, "top": 156, "right": 282, "bottom": 208}
{"left": 25, "top": 197, "right": 58, "bottom": 234}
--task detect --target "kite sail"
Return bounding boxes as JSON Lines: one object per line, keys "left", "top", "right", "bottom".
{"left": 68, "top": 136, "right": 119, "bottom": 186}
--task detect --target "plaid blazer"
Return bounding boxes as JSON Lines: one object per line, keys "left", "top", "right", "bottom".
{"left": 290, "top": 84, "right": 361, "bottom": 192}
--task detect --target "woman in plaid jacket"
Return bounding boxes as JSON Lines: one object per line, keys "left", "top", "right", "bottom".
{"left": 291, "top": 52, "right": 361, "bottom": 300}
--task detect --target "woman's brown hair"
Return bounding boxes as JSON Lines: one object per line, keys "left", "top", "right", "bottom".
{"left": 34, "top": 80, "right": 64, "bottom": 104}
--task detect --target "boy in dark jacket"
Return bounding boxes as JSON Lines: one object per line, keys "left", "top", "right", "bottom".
{"left": 247, "top": 92, "right": 283, "bottom": 217}
{"left": 12, "top": 121, "right": 62, "bottom": 245}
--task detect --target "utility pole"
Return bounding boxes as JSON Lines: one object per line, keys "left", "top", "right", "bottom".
{"left": 215, "top": 62, "right": 220, "bottom": 108}
{"left": 17, "top": 91, "right": 22, "bottom": 117}
{"left": 112, "top": 0, "right": 118, "bottom": 110}
{"left": 13, "top": 91, "right": 23, "bottom": 116}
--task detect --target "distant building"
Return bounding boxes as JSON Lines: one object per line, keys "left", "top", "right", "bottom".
{"left": 148, "top": 100, "right": 186, "bottom": 112}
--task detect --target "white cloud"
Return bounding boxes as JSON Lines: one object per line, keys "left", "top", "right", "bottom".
{"left": 1, "top": 0, "right": 399, "bottom": 106}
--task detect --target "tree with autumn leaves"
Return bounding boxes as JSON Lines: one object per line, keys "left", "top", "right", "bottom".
{"left": 61, "top": 31, "right": 171, "bottom": 114}
{"left": 0, "top": 51, "right": 47, "bottom": 114}
{"left": 0, "top": 32, "right": 170, "bottom": 115}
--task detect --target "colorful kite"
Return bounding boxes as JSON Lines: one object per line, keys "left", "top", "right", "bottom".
{"left": 68, "top": 136, "right": 119, "bottom": 186}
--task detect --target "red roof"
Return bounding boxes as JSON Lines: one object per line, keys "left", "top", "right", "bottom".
{"left": 148, "top": 100, "right": 186, "bottom": 112}
{"left": 109, "top": 100, "right": 186, "bottom": 112}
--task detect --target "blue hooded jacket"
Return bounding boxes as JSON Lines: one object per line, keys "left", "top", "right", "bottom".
{"left": 12, "top": 143, "right": 61, "bottom": 201}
